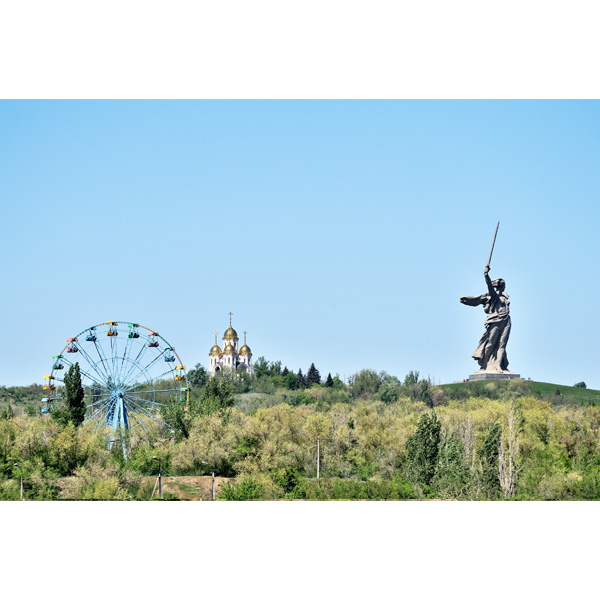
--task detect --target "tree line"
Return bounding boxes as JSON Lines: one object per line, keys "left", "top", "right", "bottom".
{"left": 0, "top": 359, "right": 598, "bottom": 500}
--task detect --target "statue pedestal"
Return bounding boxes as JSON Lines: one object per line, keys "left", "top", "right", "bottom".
{"left": 468, "top": 371, "right": 520, "bottom": 381}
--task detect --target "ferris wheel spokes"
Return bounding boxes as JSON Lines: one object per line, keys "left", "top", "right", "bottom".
{"left": 125, "top": 410, "right": 153, "bottom": 436}
{"left": 74, "top": 339, "right": 112, "bottom": 383}
{"left": 121, "top": 347, "right": 168, "bottom": 388}
{"left": 123, "top": 340, "right": 151, "bottom": 382}
{"left": 126, "top": 388, "right": 181, "bottom": 395}
{"left": 123, "top": 395, "right": 166, "bottom": 408}
{"left": 119, "top": 341, "right": 152, "bottom": 388}
{"left": 123, "top": 395, "right": 167, "bottom": 429}
{"left": 124, "top": 366, "right": 178, "bottom": 392}
{"left": 116, "top": 332, "right": 136, "bottom": 384}
{"left": 54, "top": 353, "right": 103, "bottom": 388}
{"left": 92, "top": 338, "right": 115, "bottom": 381}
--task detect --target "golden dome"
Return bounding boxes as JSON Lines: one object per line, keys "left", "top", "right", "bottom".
{"left": 209, "top": 344, "right": 222, "bottom": 356}
{"left": 239, "top": 344, "right": 252, "bottom": 356}
{"left": 223, "top": 343, "right": 237, "bottom": 355}
{"left": 223, "top": 326, "right": 239, "bottom": 340}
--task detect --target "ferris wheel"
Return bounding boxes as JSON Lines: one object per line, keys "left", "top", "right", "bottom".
{"left": 43, "top": 321, "right": 189, "bottom": 437}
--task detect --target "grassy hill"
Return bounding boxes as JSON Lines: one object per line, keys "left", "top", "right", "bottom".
{"left": 437, "top": 379, "right": 600, "bottom": 405}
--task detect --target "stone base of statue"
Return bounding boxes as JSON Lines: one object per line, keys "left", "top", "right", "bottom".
{"left": 468, "top": 370, "right": 520, "bottom": 381}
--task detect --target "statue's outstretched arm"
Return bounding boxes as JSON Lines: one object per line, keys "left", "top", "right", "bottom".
{"left": 460, "top": 294, "right": 487, "bottom": 306}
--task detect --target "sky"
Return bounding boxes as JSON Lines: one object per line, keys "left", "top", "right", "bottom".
{"left": 1, "top": 100, "right": 599, "bottom": 389}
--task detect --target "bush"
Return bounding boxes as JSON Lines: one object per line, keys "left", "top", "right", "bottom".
{"left": 80, "top": 477, "right": 128, "bottom": 500}
{"left": 218, "top": 476, "right": 263, "bottom": 500}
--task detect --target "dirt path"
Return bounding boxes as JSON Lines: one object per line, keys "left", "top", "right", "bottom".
{"left": 146, "top": 475, "right": 230, "bottom": 500}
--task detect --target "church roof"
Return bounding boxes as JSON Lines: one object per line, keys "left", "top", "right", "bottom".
{"left": 209, "top": 343, "right": 222, "bottom": 356}
{"left": 223, "top": 326, "right": 238, "bottom": 340}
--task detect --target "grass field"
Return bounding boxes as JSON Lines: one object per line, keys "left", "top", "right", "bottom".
{"left": 438, "top": 379, "right": 600, "bottom": 405}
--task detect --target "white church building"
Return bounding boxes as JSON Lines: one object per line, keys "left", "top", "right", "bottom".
{"left": 209, "top": 314, "right": 253, "bottom": 376}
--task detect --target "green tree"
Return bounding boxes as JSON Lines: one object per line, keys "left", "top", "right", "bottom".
{"left": 218, "top": 476, "right": 263, "bottom": 500}
{"left": 406, "top": 411, "right": 441, "bottom": 486}
{"left": 306, "top": 363, "right": 321, "bottom": 386}
{"left": 574, "top": 381, "right": 587, "bottom": 388}
{"left": 198, "top": 376, "right": 234, "bottom": 413}
{"left": 269, "top": 361, "right": 282, "bottom": 376}
{"left": 374, "top": 382, "right": 401, "bottom": 404}
{"left": 434, "top": 433, "right": 470, "bottom": 498}
{"left": 282, "top": 366, "right": 289, "bottom": 377}
{"left": 403, "top": 370, "right": 420, "bottom": 386}
{"left": 161, "top": 376, "right": 234, "bottom": 440}
{"left": 417, "top": 378, "right": 433, "bottom": 408}
{"left": 325, "top": 373, "right": 334, "bottom": 388}
{"left": 480, "top": 422, "right": 502, "bottom": 498}
{"left": 53, "top": 363, "right": 86, "bottom": 427}
{"left": 187, "top": 364, "right": 208, "bottom": 388}
{"left": 285, "top": 371, "right": 300, "bottom": 390}
{"left": 253, "top": 357, "right": 270, "bottom": 379}
{"left": 350, "top": 369, "right": 382, "bottom": 398}
{"left": 297, "top": 369, "right": 307, "bottom": 389}
{"left": 332, "top": 374, "right": 345, "bottom": 389}
{"left": 0, "top": 404, "right": 15, "bottom": 420}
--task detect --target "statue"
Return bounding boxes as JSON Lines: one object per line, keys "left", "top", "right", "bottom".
{"left": 459, "top": 223, "right": 519, "bottom": 379}
{"left": 460, "top": 266, "right": 511, "bottom": 373}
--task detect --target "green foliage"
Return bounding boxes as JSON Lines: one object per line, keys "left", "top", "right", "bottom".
{"left": 218, "top": 476, "right": 263, "bottom": 500}
{"left": 271, "top": 467, "right": 301, "bottom": 495}
{"left": 1, "top": 404, "right": 15, "bottom": 420}
{"left": 373, "top": 382, "right": 401, "bottom": 404}
{"left": 403, "top": 371, "right": 420, "bottom": 386}
{"left": 480, "top": 422, "right": 502, "bottom": 498}
{"left": 284, "top": 371, "right": 300, "bottom": 390}
{"left": 306, "top": 363, "right": 321, "bottom": 386}
{"left": 406, "top": 411, "right": 441, "bottom": 486}
{"left": 161, "top": 376, "right": 234, "bottom": 440}
{"left": 574, "top": 381, "right": 587, "bottom": 388}
{"left": 53, "top": 363, "right": 86, "bottom": 427}
{"left": 325, "top": 373, "right": 333, "bottom": 388}
{"left": 200, "top": 376, "right": 234, "bottom": 412}
{"left": 287, "top": 477, "right": 418, "bottom": 500}
{"left": 81, "top": 477, "right": 128, "bottom": 500}
{"left": 332, "top": 374, "right": 346, "bottom": 389}
{"left": 270, "top": 361, "right": 282, "bottom": 376}
{"left": 434, "top": 433, "right": 470, "bottom": 498}
{"left": 297, "top": 369, "right": 307, "bottom": 389}
{"left": 128, "top": 445, "right": 169, "bottom": 475}
{"left": 187, "top": 364, "right": 208, "bottom": 388}
{"left": 253, "top": 357, "right": 270, "bottom": 379}
{"left": 2, "top": 371, "right": 600, "bottom": 500}
{"left": 350, "top": 369, "right": 383, "bottom": 398}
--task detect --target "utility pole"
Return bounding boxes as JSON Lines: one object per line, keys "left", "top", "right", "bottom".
{"left": 152, "top": 456, "right": 162, "bottom": 499}
{"left": 211, "top": 471, "right": 216, "bottom": 500}
{"left": 317, "top": 436, "right": 320, "bottom": 480}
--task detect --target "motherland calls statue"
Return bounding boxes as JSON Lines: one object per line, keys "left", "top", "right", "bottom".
{"left": 459, "top": 223, "right": 519, "bottom": 380}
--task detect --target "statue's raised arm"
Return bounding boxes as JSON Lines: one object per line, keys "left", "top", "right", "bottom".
{"left": 484, "top": 265, "right": 498, "bottom": 300}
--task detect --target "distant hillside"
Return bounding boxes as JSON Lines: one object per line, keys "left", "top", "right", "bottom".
{"left": 438, "top": 379, "right": 600, "bottom": 405}
{"left": 0, "top": 384, "right": 45, "bottom": 415}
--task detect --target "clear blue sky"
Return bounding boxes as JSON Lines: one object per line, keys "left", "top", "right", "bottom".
{"left": 1, "top": 100, "right": 599, "bottom": 389}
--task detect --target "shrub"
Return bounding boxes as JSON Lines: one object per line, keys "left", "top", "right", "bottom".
{"left": 218, "top": 476, "right": 263, "bottom": 500}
